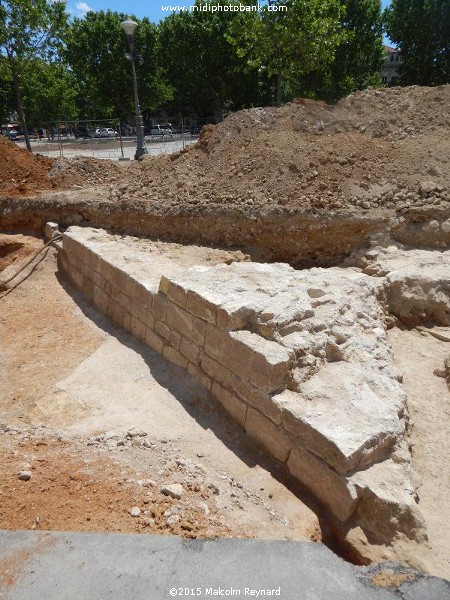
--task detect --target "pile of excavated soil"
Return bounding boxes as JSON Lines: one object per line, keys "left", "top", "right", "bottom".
{"left": 0, "top": 136, "right": 55, "bottom": 196}
{"left": 0, "top": 136, "right": 120, "bottom": 197}
{"left": 109, "top": 85, "right": 449, "bottom": 215}
{"left": 47, "top": 156, "right": 120, "bottom": 187}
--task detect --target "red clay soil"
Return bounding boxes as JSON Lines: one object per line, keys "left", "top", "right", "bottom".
{"left": 0, "top": 136, "right": 56, "bottom": 197}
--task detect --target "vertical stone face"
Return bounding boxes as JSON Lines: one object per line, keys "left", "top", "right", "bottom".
{"left": 245, "top": 407, "right": 292, "bottom": 463}
{"left": 59, "top": 227, "right": 428, "bottom": 542}
{"left": 211, "top": 382, "right": 247, "bottom": 428}
{"left": 287, "top": 447, "right": 359, "bottom": 522}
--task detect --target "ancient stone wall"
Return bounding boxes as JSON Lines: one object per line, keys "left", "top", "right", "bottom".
{"left": 58, "top": 226, "right": 434, "bottom": 544}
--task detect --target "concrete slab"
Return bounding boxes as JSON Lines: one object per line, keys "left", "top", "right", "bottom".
{"left": 0, "top": 531, "right": 432, "bottom": 600}
{"left": 1, "top": 531, "right": 448, "bottom": 600}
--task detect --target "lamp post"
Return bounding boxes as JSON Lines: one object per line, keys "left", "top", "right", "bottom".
{"left": 120, "top": 19, "right": 148, "bottom": 160}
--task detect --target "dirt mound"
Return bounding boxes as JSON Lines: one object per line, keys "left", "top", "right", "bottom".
{"left": 111, "top": 85, "right": 449, "bottom": 214}
{"left": 47, "top": 156, "right": 120, "bottom": 187}
{"left": 0, "top": 136, "right": 55, "bottom": 197}
{"left": 0, "top": 137, "right": 121, "bottom": 198}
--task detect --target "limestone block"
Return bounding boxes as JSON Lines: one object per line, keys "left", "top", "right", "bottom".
{"left": 93, "top": 285, "right": 109, "bottom": 314}
{"left": 166, "top": 302, "right": 193, "bottom": 339}
{"left": 145, "top": 328, "right": 164, "bottom": 354}
{"left": 351, "top": 460, "right": 427, "bottom": 543}
{"left": 187, "top": 363, "right": 212, "bottom": 391}
{"left": 164, "top": 278, "right": 188, "bottom": 309}
{"left": 205, "top": 327, "right": 252, "bottom": 380}
{"left": 179, "top": 337, "right": 200, "bottom": 365}
{"left": 63, "top": 232, "right": 87, "bottom": 262}
{"left": 191, "top": 317, "right": 207, "bottom": 346}
{"left": 231, "top": 330, "right": 292, "bottom": 392}
{"left": 186, "top": 290, "right": 217, "bottom": 325}
{"left": 211, "top": 382, "right": 247, "bottom": 428}
{"left": 109, "top": 265, "right": 128, "bottom": 290}
{"left": 108, "top": 301, "right": 123, "bottom": 328}
{"left": 245, "top": 407, "right": 292, "bottom": 462}
{"left": 130, "top": 316, "right": 146, "bottom": 341}
{"left": 287, "top": 446, "right": 358, "bottom": 523}
{"left": 280, "top": 363, "right": 405, "bottom": 474}
{"left": 44, "top": 221, "right": 60, "bottom": 241}
{"left": 153, "top": 293, "right": 168, "bottom": 322}
{"left": 123, "top": 312, "right": 131, "bottom": 332}
{"left": 230, "top": 376, "right": 282, "bottom": 425}
{"left": 155, "top": 320, "right": 171, "bottom": 341}
{"left": 163, "top": 345, "right": 189, "bottom": 370}
{"left": 82, "top": 276, "right": 95, "bottom": 302}
{"left": 68, "top": 267, "right": 84, "bottom": 290}
{"left": 118, "top": 291, "right": 131, "bottom": 312}
{"left": 200, "top": 354, "right": 232, "bottom": 388}
{"left": 139, "top": 305, "right": 154, "bottom": 329}
{"left": 135, "top": 282, "right": 153, "bottom": 307}
{"left": 170, "top": 330, "right": 182, "bottom": 351}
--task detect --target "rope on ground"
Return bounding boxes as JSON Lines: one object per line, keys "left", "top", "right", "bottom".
{"left": 0, "top": 234, "right": 63, "bottom": 299}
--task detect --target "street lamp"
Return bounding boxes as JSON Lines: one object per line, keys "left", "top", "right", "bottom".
{"left": 121, "top": 19, "right": 148, "bottom": 160}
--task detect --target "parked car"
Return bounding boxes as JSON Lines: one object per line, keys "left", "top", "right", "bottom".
{"left": 73, "top": 126, "right": 93, "bottom": 139}
{"left": 150, "top": 124, "right": 172, "bottom": 136}
{"left": 100, "top": 127, "right": 119, "bottom": 138}
{"left": 93, "top": 128, "right": 117, "bottom": 138}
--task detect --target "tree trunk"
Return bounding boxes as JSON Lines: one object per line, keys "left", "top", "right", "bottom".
{"left": 275, "top": 72, "right": 282, "bottom": 107}
{"left": 11, "top": 62, "right": 32, "bottom": 153}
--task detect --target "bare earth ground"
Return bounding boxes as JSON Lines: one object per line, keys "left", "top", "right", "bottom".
{"left": 0, "top": 237, "right": 320, "bottom": 544}
{"left": 387, "top": 327, "right": 450, "bottom": 579}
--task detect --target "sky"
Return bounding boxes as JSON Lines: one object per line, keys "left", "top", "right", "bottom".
{"left": 70, "top": 0, "right": 393, "bottom": 24}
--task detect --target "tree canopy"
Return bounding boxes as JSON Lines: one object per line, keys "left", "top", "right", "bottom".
{"left": 3, "top": 0, "right": 445, "bottom": 142}
{"left": 384, "top": 0, "right": 450, "bottom": 86}
{"left": 0, "top": 0, "right": 68, "bottom": 148}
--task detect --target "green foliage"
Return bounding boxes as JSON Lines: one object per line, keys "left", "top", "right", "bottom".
{"left": 231, "top": 0, "right": 346, "bottom": 104}
{"left": 286, "top": 0, "right": 384, "bottom": 102}
{"left": 384, "top": 0, "right": 450, "bottom": 85}
{"left": 21, "top": 59, "right": 79, "bottom": 126}
{"left": 65, "top": 10, "right": 172, "bottom": 121}
{"left": 158, "top": 2, "right": 266, "bottom": 117}
{"left": 0, "top": 0, "right": 68, "bottom": 147}
{"left": 0, "top": 0, "right": 68, "bottom": 64}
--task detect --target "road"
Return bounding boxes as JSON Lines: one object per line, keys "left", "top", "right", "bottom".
{"left": 15, "top": 135, "right": 198, "bottom": 160}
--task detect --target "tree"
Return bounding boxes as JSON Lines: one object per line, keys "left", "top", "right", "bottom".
{"left": 289, "top": 0, "right": 385, "bottom": 102}
{"left": 232, "top": 0, "right": 345, "bottom": 106}
{"left": 65, "top": 10, "right": 171, "bottom": 123}
{"left": 20, "top": 59, "right": 79, "bottom": 127}
{"left": 158, "top": 2, "right": 265, "bottom": 119}
{"left": 0, "top": 0, "right": 68, "bottom": 150}
{"left": 384, "top": 0, "right": 450, "bottom": 85}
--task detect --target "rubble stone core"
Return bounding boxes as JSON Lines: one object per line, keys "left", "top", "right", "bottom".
{"left": 57, "top": 226, "right": 450, "bottom": 544}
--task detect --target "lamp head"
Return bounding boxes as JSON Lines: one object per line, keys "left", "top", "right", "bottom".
{"left": 121, "top": 20, "right": 138, "bottom": 37}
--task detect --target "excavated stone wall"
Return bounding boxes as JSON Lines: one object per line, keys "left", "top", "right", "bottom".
{"left": 55, "top": 226, "right": 450, "bottom": 546}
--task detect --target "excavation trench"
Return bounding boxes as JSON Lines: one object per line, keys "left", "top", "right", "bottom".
{"left": 1, "top": 220, "right": 450, "bottom": 578}
{"left": 49, "top": 225, "right": 450, "bottom": 575}
{"left": 2, "top": 192, "right": 450, "bottom": 269}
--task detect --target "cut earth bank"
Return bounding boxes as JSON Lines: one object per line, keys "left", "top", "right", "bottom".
{"left": 53, "top": 225, "right": 450, "bottom": 579}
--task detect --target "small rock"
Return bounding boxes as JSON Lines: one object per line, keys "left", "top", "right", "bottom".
{"left": 208, "top": 483, "right": 220, "bottom": 495}
{"left": 198, "top": 502, "right": 209, "bottom": 516}
{"left": 160, "top": 483, "right": 183, "bottom": 500}
{"left": 18, "top": 471, "right": 32, "bottom": 481}
{"left": 166, "top": 515, "right": 180, "bottom": 526}
{"left": 419, "top": 180, "right": 437, "bottom": 196}
{"left": 129, "top": 507, "right": 141, "bottom": 517}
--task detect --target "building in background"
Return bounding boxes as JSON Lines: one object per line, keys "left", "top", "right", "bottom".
{"left": 380, "top": 46, "right": 402, "bottom": 86}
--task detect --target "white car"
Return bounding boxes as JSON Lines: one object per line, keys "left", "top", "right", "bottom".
{"left": 94, "top": 127, "right": 118, "bottom": 138}
{"left": 150, "top": 125, "right": 172, "bottom": 136}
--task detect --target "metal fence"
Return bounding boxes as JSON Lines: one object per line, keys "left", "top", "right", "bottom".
{"left": 18, "top": 117, "right": 204, "bottom": 160}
